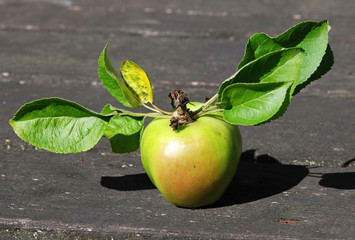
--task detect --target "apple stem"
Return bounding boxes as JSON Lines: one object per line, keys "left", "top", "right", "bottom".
{"left": 168, "top": 89, "right": 194, "bottom": 131}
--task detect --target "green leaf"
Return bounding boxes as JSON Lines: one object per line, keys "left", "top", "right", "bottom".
{"left": 218, "top": 48, "right": 304, "bottom": 101}
{"left": 220, "top": 82, "right": 293, "bottom": 126}
{"left": 120, "top": 60, "right": 154, "bottom": 104}
{"left": 9, "top": 98, "right": 109, "bottom": 153}
{"left": 101, "top": 104, "right": 144, "bottom": 153}
{"left": 98, "top": 44, "right": 141, "bottom": 108}
{"left": 238, "top": 20, "right": 331, "bottom": 95}
{"left": 238, "top": 33, "right": 283, "bottom": 69}
{"left": 293, "top": 44, "right": 334, "bottom": 95}
{"left": 275, "top": 21, "right": 330, "bottom": 87}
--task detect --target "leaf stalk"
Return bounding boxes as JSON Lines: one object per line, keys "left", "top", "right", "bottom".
{"left": 116, "top": 111, "right": 172, "bottom": 119}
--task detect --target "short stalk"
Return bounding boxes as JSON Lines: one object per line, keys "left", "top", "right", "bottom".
{"left": 116, "top": 112, "right": 172, "bottom": 119}
{"left": 142, "top": 103, "right": 161, "bottom": 113}
{"left": 142, "top": 103, "right": 172, "bottom": 116}
{"left": 203, "top": 94, "right": 219, "bottom": 110}
{"left": 203, "top": 105, "right": 219, "bottom": 112}
{"left": 195, "top": 108, "right": 223, "bottom": 118}
{"left": 152, "top": 103, "right": 173, "bottom": 115}
{"left": 191, "top": 93, "right": 219, "bottom": 117}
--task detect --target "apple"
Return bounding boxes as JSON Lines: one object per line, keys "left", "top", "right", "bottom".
{"left": 140, "top": 103, "right": 242, "bottom": 208}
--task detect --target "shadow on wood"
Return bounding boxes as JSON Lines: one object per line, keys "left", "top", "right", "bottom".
{"left": 101, "top": 173, "right": 155, "bottom": 191}
{"left": 211, "top": 149, "right": 309, "bottom": 207}
{"left": 319, "top": 172, "right": 355, "bottom": 189}
{"left": 100, "top": 149, "right": 310, "bottom": 208}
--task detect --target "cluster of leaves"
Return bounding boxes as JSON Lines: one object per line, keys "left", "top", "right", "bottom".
{"left": 218, "top": 20, "right": 333, "bottom": 125}
{"left": 9, "top": 20, "right": 333, "bottom": 154}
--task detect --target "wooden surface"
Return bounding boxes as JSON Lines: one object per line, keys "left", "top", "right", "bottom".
{"left": 0, "top": 0, "right": 354, "bottom": 239}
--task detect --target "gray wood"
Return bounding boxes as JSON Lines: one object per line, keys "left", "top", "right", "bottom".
{"left": 0, "top": 0, "right": 354, "bottom": 239}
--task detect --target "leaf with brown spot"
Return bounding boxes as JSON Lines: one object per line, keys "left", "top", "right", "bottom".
{"left": 120, "top": 60, "right": 154, "bottom": 104}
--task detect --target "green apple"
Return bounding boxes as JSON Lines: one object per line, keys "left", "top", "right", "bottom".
{"left": 140, "top": 103, "right": 242, "bottom": 208}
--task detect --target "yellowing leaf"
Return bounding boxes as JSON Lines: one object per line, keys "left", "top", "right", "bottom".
{"left": 120, "top": 60, "right": 154, "bottom": 104}
{"left": 98, "top": 45, "right": 141, "bottom": 108}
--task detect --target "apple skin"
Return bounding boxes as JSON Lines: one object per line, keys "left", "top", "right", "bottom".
{"left": 140, "top": 104, "right": 242, "bottom": 208}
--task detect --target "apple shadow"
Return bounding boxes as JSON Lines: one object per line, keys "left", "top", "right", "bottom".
{"left": 101, "top": 173, "right": 155, "bottom": 191}
{"left": 100, "top": 149, "right": 310, "bottom": 208}
{"left": 211, "top": 149, "right": 309, "bottom": 207}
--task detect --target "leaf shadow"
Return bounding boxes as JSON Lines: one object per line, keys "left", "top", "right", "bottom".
{"left": 341, "top": 158, "right": 355, "bottom": 168}
{"left": 308, "top": 158, "right": 355, "bottom": 190}
{"left": 211, "top": 149, "right": 309, "bottom": 208}
{"left": 318, "top": 171, "right": 355, "bottom": 190}
{"left": 319, "top": 158, "right": 355, "bottom": 190}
